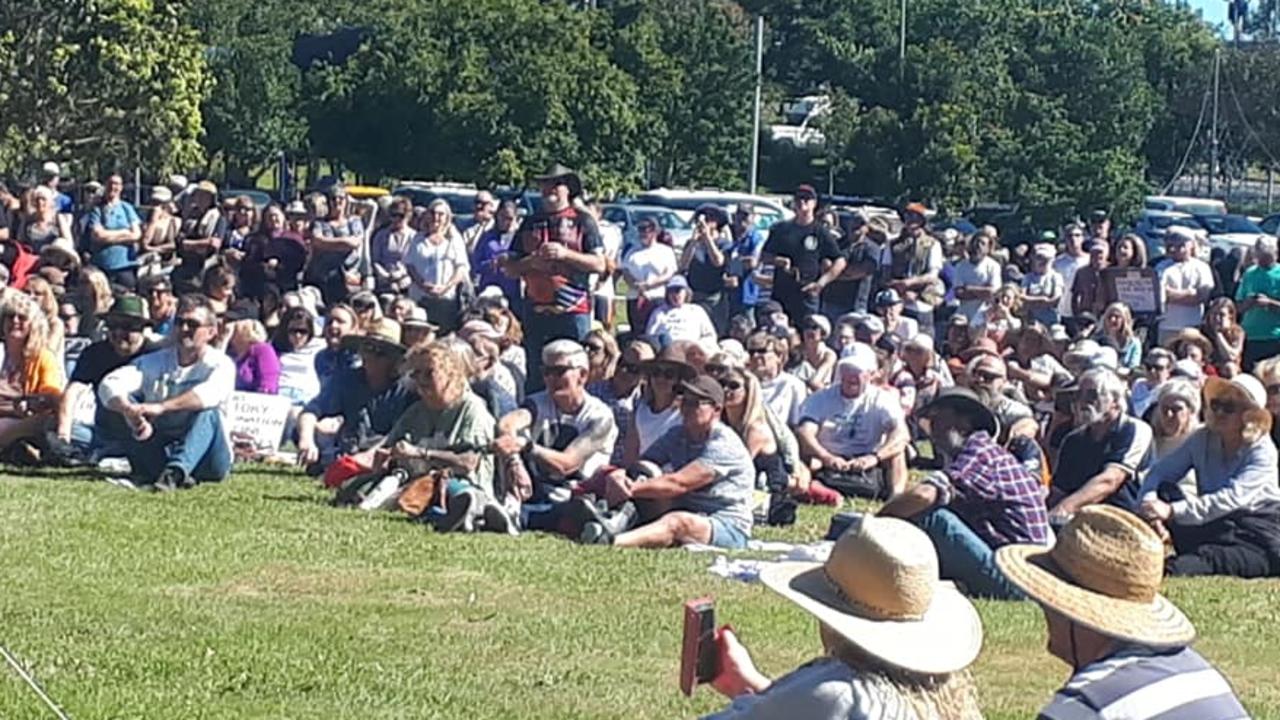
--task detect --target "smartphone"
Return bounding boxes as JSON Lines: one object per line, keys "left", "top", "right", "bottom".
{"left": 679, "top": 597, "right": 718, "bottom": 696}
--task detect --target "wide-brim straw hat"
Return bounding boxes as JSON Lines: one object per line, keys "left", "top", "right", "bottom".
{"left": 1163, "top": 328, "right": 1212, "bottom": 357}
{"left": 341, "top": 318, "right": 406, "bottom": 357}
{"left": 1204, "top": 375, "right": 1272, "bottom": 436}
{"left": 995, "top": 505, "right": 1195, "bottom": 648}
{"left": 760, "top": 516, "right": 983, "bottom": 675}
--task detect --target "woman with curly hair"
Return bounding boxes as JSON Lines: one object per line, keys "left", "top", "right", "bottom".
{"left": 0, "top": 294, "right": 64, "bottom": 455}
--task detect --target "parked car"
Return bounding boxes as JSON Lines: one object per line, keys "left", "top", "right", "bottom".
{"left": 600, "top": 203, "right": 693, "bottom": 254}
{"left": 220, "top": 189, "right": 273, "bottom": 209}
{"left": 1143, "top": 195, "right": 1228, "bottom": 216}
{"left": 1191, "top": 213, "right": 1268, "bottom": 253}
{"left": 1134, "top": 209, "right": 1195, "bottom": 259}
{"left": 629, "top": 188, "right": 793, "bottom": 234}
{"left": 392, "top": 182, "right": 481, "bottom": 228}
{"left": 1258, "top": 213, "right": 1280, "bottom": 236}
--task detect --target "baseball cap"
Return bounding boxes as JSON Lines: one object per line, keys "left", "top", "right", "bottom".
{"left": 41, "top": 161, "right": 60, "bottom": 177}
{"left": 680, "top": 374, "right": 725, "bottom": 406}
{"left": 838, "top": 343, "right": 879, "bottom": 375}
{"left": 666, "top": 275, "right": 690, "bottom": 292}
{"left": 874, "top": 289, "right": 903, "bottom": 308}
{"left": 794, "top": 184, "right": 819, "bottom": 201}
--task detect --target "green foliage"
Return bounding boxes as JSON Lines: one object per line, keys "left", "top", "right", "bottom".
{"left": 0, "top": 0, "right": 210, "bottom": 178}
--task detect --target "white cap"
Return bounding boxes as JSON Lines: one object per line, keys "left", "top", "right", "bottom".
{"left": 904, "top": 333, "right": 934, "bottom": 354}
{"left": 1172, "top": 358, "right": 1204, "bottom": 381}
{"left": 838, "top": 342, "right": 879, "bottom": 375}
{"left": 41, "top": 161, "right": 60, "bottom": 177}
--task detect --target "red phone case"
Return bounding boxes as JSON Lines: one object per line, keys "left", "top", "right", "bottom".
{"left": 679, "top": 597, "right": 716, "bottom": 696}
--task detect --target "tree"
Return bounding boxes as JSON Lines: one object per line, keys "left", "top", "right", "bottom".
{"left": 0, "top": 0, "right": 209, "bottom": 178}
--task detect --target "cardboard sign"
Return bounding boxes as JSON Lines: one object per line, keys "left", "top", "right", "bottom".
{"left": 228, "top": 391, "right": 294, "bottom": 451}
{"left": 1104, "top": 268, "right": 1162, "bottom": 315}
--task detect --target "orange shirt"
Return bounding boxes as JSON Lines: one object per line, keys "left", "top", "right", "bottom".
{"left": 20, "top": 348, "right": 64, "bottom": 396}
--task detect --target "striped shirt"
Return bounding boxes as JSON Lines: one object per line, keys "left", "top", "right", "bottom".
{"left": 1038, "top": 646, "right": 1248, "bottom": 720}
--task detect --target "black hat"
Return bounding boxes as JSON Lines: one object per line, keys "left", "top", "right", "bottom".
{"left": 919, "top": 387, "right": 999, "bottom": 437}
{"left": 694, "top": 203, "right": 730, "bottom": 228}
{"left": 533, "top": 163, "right": 583, "bottom": 198}
{"left": 794, "top": 184, "right": 818, "bottom": 201}
{"left": 680, "top": 374, "right": 725, "bottom": 407}
{"left": 223, "top": 298, "right": 261, "bottom": 322}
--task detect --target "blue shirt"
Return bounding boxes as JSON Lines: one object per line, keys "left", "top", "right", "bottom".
{"left": 87, "top": 200, "right": 141, "bottom": 271}
{"left": 1140, "top": 427, "right": 1280, "bottom": 525}
{"left": 303, "top": 367, "right": 416, "bottom": 452}
{"left": 730, "top": 229, "right": 766, "bottom": 306}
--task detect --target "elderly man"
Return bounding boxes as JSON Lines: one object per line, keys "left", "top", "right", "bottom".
{"left": 493, "top": 340, "right": 618, "bottom": 530}
{"left": 98, "top": 295, "right": 235, "bottom": 490}
{"left": 1070, "top": 239, "right": 1111, "bottom": 319}
{"left": 461, "top": 189, "right": 497, "bottom": 253}
{"left": 796, "top": 348, "right": 909, "bottom": 499}
{"left": 997, "top": 506, "right": 1249, "bottom": 719}
{"left": 744, "top": 329, "right": 807, "bottom": 426}
{"left": 1048, "top": 367, "right": 1152, "bottom": 523}
{"left": 966, "top": 352, "right": 1039, "bottom": 443}
{"left": 880, "top": 388, "right": 1050, "bottom": 599}
{"left": 1159, "top": 227, "right": 1215, "bottom": 345}
{"left": 1236, "top": 235, "right": 1280, "bottom": 370}
{"left": 296, "top": 318, "right": 416, "bottom": 474}
{"left": 500, "top": 164, "right": 605, "bottom": 392}
{"left": 580, "top": 375, "right": 754, "bottom": 549}
{"left": 50, "top": 295, "right": 152, "bottom": 463}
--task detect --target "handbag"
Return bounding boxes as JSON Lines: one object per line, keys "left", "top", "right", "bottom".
{"left": 396, "top": 469, "right": 449, "bottom": 518}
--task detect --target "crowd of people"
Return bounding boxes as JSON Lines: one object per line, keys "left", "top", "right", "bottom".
{"left": 0, "top": 157, "right": 1273, "bottom": 716}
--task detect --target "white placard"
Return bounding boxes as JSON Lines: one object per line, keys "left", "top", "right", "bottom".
{"left": 228, "top": 391, "right": 293, "bottom": 451}
{"left": 1109, "top": 269, "right": 1160, "bottom": 315}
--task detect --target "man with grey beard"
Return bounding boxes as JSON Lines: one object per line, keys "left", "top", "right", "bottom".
{"left": 1048, "top": 367, "right": 1152, "bottom": 525}
{"left": 879, "top": 387, "right": 1050, "bottom": 599}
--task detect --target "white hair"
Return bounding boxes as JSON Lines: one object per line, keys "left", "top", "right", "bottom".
{"left": 1256, "top": 235, "right": 1278, "bottom": 257}
{"left": 542, "top": 339, "right": 588, "bottom": 369}
{"left": 1079, "top": 367, "right": 1128, "bottom": 408}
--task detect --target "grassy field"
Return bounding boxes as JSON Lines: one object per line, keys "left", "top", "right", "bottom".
{"left": 0, "top": 468, "right": 1277, "bottom": 719}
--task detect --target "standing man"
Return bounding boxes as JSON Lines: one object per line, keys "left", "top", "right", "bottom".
{"left": 1021, "top": 242, "right": 1065, "bottom": 328}
{"left": 882, "top": 203, "right": 944, "bottom": 338}
{"left": 823, "top": 213, "right": 884, "bottom": 318}
{"left": 725, "top": 206, "right": 765, "bottom": 321}
{"left": 1158, "top": 227, "right": 1215, "bottom": 345}
{"left": 760, "top": 185, "right": 845, "bottom": 326}
{"left": 461, "top": 190, "right": 496, "bottom": 253}
{"left": 1052, "top": 223, "right": 1089, "bottom": 332}
{"left": 86, "top": 174, "right": 142, "bottom": 289}
{"left": 39, "top": 161, "right": 75, "bottom": 219}
{"left": 98, "top": 295, "right": 235, "bottom": 491}
{"left": 500, "top": 164, "right": 605, "bottom": 392}
{"left": 997, "top": 506, "right": 1249, "bottom": 719}
{"left": 1070, "top": 239, "right": 1111, "bottom": 320}
{"left": 952, "top": 231, "right": 1003, "bottom": 323}
{"left": 1235, "top": 235, "right": 1280, "bottom": 370}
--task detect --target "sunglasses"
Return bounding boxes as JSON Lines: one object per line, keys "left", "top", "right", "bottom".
{"left": 288, "top": 326, "right": 310, "bottom": 336}
{"left": 1268, "top": 384, "right": 1280, "bottom": 396}
{"left": 1209, "top": 399, "right": 1242, "bottom": 415}
{"left": 617, "top": 362, "right": 640, "bottom": 374}
{"left": 638, "top": 224, "right": 657, "bottom": 233}
{"left": 176, "top": 318, "right": 207, "bottom": 332}
{"left": 705, "top": 363, "right": 729, "bottom": 377}
{"left": 746, "top": 346, "right": 772, "bottom": 356}
{"left": 719, "top": 379, "right": 744, "bottom": 392}
{"left": 352, "top": 300, "right": 377, "bottom": 312}
{"left": 1146, "top": 362, "right": 1171, "bottom": 372}
{"left": 585, "top": 344, "right": 605, "bottom": 354}
{"left": 972, "top": 370, "right": 1003, "bottom": 383}
{"left": 389, "top": 212, "right": 406, "bottom": 220}
{"left": 542, "top": 365, "right": 576, "bottom": 377}
{"left": 1075, "top": 388, "right": 1103, "bottom": 404}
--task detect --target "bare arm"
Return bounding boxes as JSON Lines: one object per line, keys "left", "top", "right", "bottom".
{"left": 878, "top": 482, "right": 939, "bottom": 520}
{"left": 1051, "top": 466, "right": 1128, "bottom": 515}
{"left": 629, "top": 459, "right": 716, "bottom": 499}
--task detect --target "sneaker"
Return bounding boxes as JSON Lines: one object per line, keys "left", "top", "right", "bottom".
{"left": 152, "top": 466, "right": 187, "bottom": 493}
{"left": 97, "top": 457, "right": 132, "bottom": 476}
{"left": 358, "top": 475, "right": 404, "bottom": 511}
{"left": 561, "top": 495, "right": 607, "bottom": 537}
{"left": 435, "top": 488, "right": 482, "bottom": 533}
{"left": 579, "top": 521, "right": 614, "bottom": 545}
{"left": 481, "top": 499, "right": 520, "bottom": 536}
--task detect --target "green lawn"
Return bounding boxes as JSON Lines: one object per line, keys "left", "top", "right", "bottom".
{"left": 1, "top": 469, "right": 1277, "bottom": 719}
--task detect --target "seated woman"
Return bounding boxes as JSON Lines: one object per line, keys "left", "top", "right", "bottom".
{"left": 1256, "top": 357, "right": 1280, "bottom": 449}
{"left": 619, "top": 344, "right": 689, "bottom": 467}
{"left": 271, "top": 307, "right": 324, "bottom": 406}
{"left": 1201, "top": 296, "right": 1245, "bottom": 378}
{"left": 707, "top": 516, "right": 983, "bottom": 720}
{"left": 1095, "top": 302, "right": 1141, "bottom": 373}
{"left": 1140, "top": 374, "right": 1280, "bottom": 578}
{"left": 792, "top": 315, "right": 836, "bottom": 393}
{"left": 1149, "top": 378, "right": 1202, "bottom": 500}
{"left": 0, "top": 295, "right": 65, "bottom": 458}
{"left": 227, "top": 318, "right": 280, "bottom": 394}
{"left": 583, "top": 328, "right": 619, "bottom": 386}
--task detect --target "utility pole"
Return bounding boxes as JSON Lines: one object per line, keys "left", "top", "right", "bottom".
{"left": 1210, "top": 48, "right": 1221, "bottom": 197}
{"left": 749, "top": 15, "right": 764, "bottom": 194}
{"left": 899, "top": 0, "right": 907, "bottom": 83}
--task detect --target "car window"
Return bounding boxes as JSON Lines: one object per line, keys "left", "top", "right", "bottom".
{"left": 1261, "top": 217, "right": 1280, "bottom": 235}
{"left": 602, "top": 207, "right": 627, "bottom": 225}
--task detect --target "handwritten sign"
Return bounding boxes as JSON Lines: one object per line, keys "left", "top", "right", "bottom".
{"left": 228, "top": 391, "right": 293, "bottom": 452}
{"left": 1104, "top": 268, "right": 1162, "bottom": 316}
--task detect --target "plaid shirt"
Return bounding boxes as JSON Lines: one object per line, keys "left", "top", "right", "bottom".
{"left": 924, "top": 431, "right": 1051, "bottom": 547}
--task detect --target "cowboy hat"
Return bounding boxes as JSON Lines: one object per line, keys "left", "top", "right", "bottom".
{"left": 639, "top": 343, "right": 697, "bottom": 381}
{"left": 996, "top": 505, "right": 1195, "bottom": 648}
{"left": 533, "top": 163, "right": 583, "bottom": 198}
{"left": 1163, "top": 328, "right": 1212, "bottom": 358}
{"left": 919, "top": 387, "right": 998, "bottom": 438}
{"left": 1204, "top": 375, "right": 1272, "bottom": 436}
{"left": 759, "top": 516, "right": 983, "bottom": 675}
{"left": 341, "top": 317, "right": 406, "bottom": 357}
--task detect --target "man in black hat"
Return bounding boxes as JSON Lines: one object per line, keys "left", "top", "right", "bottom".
{"left": 760, "top": 185, "right": 845, "bottom": 326}
{"left": 49, "top": 295, "right": 153, "bottom": 463}
{"left": 581, "top": 374, "right": 755, "bottom": 549}
{"left": 500, "top": 163, "right": 605, "bottom": 393}
{"left": 879, "top": 387, "right": 1050, "bottom": 599}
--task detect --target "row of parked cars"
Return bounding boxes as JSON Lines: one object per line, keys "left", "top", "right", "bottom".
{"left": 1135, "top": 195, "right": 1280, "bottom": 259}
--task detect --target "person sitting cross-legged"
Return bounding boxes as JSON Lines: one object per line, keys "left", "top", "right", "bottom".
{"left": 97, "top": 294, "right": 235, "bottom": 491}
{"left": 795, "top": 345, "right": 909, "bottom": 499}
{"left": 579, "top": 374, "right": 754, "bottom": 549}
{"left": 879, "top": 387, "right": 1051, "bottom": 599}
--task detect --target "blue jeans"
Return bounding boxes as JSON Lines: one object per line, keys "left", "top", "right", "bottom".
{"left": 522, "top": 310, "right": 591, "bottom": 394}
{"left": 129, "top": 407, "right": 233, "bottom": 484}
{"left": 917, "top": 508, "right": 1025, "bottom": 600}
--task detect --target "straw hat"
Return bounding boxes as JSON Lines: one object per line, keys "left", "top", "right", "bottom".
{"left": 341, "top": 317, "right": 406, "bottom": 357}
{"left": 759, "top": 516, "right": 983, "bottom": 675}
{"left": 1163, "top": 328, "right": 1212, "bottom": 358}
{"left": 1204, "top": 375, "right": 1272, "bottom": 436}
{"left": 995, "top": 505, "right": 1195, "bottom": 648}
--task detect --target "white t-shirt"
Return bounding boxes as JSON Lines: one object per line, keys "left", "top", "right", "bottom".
{"left": 759, "top": 372, "right": 808, "bottom": 426}
{"left": 952, "top": 257, "right": 1002, "bottom": 322}
{"left": 1052, "top": 254, "right": 1089, "bottom": 318}
{"left": 593, "top": 220, "right": 624, "bottom": 299}
{"left": 404, "top": 233, "right": 470, "bottom": 301}
{"left": 887, "top": 316, "right": 919, "bottom": 343}
{"left": 525, "top": 391, "right": 618, "bottom": 481}
{"left": 622, "top": 243, "right": 678, "bottom": 300}
{"left": 646, "top": 303, "right": 717, "bottom": 350}
{"left": 633, "top": 401, "right": 681, "bottom": 456}
{"left": 277, "top": 340, "right": 324, "bottom": 404}
{"left": 1160, "top": 258, "right": 1215, "bottom": 331}
{"left": 799, "top": 384, "right": 904, "bottom": 458}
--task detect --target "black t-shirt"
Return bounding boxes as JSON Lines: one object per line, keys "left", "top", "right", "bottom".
{"left": 685, "top": 235, "right": 733, "bottom": 294}
{"left": 510, "top": 207, "right": 603, "bottom": 313}
{"left": 0, "top": 204, "right": 12, "bottom": 240}
{"left": 1051, "top": 415, "right": 1152, "bottom": 513}
{"left": 71, "top": 340, "right": 142, "bottom": 387}
{"left": 763, "top": 220, "right": 840, "bottom": 298}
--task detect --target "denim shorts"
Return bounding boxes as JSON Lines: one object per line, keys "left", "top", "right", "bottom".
{"left": 708, "top": 516, "right": 750, "bottom": 550}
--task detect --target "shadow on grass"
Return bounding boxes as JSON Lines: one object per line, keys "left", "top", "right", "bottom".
{"left": 260, "top": 493, "right": 330, "bottom": 506}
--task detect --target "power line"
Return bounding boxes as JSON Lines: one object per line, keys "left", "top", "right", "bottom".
{"left": 1223, "top": 68, "right": 1280, "bottom": 168}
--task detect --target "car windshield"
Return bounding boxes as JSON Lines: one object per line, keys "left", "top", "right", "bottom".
{"left": 635, "top": 210, "right": 689, "bottom": 230}
{"left": 1198, "top": 215, "right": 1261, "bottom": 234}
{"left": 634, "top": 195, "right": 707, "bottom": 212}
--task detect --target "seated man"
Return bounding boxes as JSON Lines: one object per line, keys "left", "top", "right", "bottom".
{"left": 745, "top": 328, "right": 807, "bottom": 426}
{"left": 492, "top": 340, "right": 618, "bottom": 529}
{"left": 997, "top": 506, "right": 1248, "bottom": 719}
{"left": 795, "top": 348, "right": 909, "bottom": 498}
{"left": 50, "top": 295, "right": 152, "bottom": 462}
{"left": 879, "top": 388, "right": 1050, "bottom": 599}
{"left": 1049, "top": 367, "right": 1152, "bottom": 524}
{"left": 296, "top": 318, "right": 416, "bottom": 474}
{"left": 1139, "top": 375, "right": 1280, "bottom": 578}
{"left": 580, "top": 374, "right": 753, "bottom": 549}
{"left": 98, "top": 294, "right": 235, "bottom": 490}
{"left": 644, "top": 275, "right": 717, "bottom": 352}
